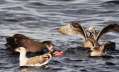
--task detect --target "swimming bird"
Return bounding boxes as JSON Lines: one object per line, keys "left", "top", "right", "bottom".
{"left": 15, "top": 47, "right": 60, "bottom": 66}
{"left": 5, "top": 34, "right": 54, "bottom": 54}
{"left": 89, "top": 42, "right": 111, "bottom": 56}
{"left": 58, "top": 21, "right": 119, "bottom": 56}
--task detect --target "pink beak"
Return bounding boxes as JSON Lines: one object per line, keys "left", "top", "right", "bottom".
{"left": 54, "top": 50, "right": 64, "bottom": 57}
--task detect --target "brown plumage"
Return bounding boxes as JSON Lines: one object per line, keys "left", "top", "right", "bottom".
{"left": 58, "top": 21, "right": 119, "bottom": 56}
{"left": 5, "top": 34, "right": 54, "bottom": 53}
{"left": 58, "top": 21, "right": 87, "bottom": 40}
{"left": 96, "top": 24, "right": 119, "bottom": 41}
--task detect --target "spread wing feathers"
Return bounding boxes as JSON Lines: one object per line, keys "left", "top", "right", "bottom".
{"left": 96, "top": 24, "right": 119, "bottom": 41}
{"left": 58, "top": 22, "right": 87, "bottom": 40}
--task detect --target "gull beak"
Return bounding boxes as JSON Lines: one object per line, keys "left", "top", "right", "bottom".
{"left": 15, "top": 48, "right": 19, "bottom": 52}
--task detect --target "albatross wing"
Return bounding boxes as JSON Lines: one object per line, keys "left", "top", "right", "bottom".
{"left": 96, "top": 24, "right": 119, "bottom": 41}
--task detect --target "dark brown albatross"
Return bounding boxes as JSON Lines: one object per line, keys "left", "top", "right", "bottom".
{"left": 58, "top": 21, "right": 119, "bottom": 56}
{"left": 5, "top": 34, "right": 54, "bottom": 54}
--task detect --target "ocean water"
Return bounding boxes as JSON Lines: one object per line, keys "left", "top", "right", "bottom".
{"left": 0, "top": 0, "right": 119, "bottom": 72}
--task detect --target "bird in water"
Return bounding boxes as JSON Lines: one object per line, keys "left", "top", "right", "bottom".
{"left": 15, "top": 47, "right": 62, "bottom": 67}
{"left": 58, "top": 21, "right": 119, "bottom": 56}
{"left": 5, "top": 34, "right": 64, "bottom": 56}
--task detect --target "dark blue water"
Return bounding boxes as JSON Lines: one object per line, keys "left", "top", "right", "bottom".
{"left": 0, "top": 0, "right": 119, "bottom": 72}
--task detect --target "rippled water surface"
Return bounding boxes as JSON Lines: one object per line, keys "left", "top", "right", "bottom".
{"left": 0, "top": 0, "right": 119, "bottom": 72}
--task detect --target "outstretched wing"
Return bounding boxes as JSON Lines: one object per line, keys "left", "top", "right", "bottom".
{"left": 96, "top": 24, "right": 119, "bottom": 41}
{"left": 58, "top": 21, "right": 87, "bottom": 40}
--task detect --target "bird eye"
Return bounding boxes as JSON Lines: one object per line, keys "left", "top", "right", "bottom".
{"left": 71, "top": 22, "right": 80, "bottom": 28}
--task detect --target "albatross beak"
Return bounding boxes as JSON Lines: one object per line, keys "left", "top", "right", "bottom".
{"left": 54, "top": 50, "right": 64, "bottom": 57}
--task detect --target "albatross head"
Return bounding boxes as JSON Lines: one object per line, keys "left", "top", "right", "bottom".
{"left": 42, "top": 41, "right": 64, "bottom": 57}
{"left": 58, "top": 21, "right": 82, "bottom": 36}
{"left": 42, "top": 41, "right": 55, "bottom": 51}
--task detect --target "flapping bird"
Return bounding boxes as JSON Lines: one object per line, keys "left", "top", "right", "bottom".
{"left": 58, "top": 21, "right": 119, "bottom": 56}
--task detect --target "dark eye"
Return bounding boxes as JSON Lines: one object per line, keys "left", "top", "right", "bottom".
{"left": 71, "top": 23, "right": 80, "bottom": 28}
